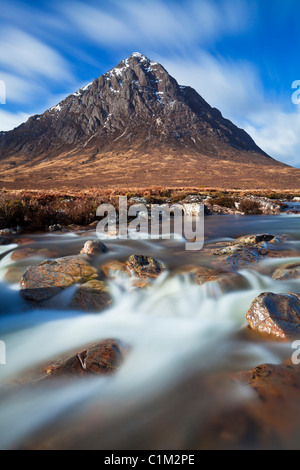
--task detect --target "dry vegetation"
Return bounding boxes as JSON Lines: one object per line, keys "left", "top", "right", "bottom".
{"left": 0, "top": 187, "right": 299, "bottom": 232}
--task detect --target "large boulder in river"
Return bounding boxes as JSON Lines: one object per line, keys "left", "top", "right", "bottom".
{"left": 20, "top": 256, "right": 98, "bottom": 303}
{"left": 70, "top": 280, "right": 111, "bottom": 312}
{"left": 246, "top": 292, "right": 300, "bottom": 340}
{"left": 178, "top": 266, "right": 248, "bottom": 291}
{"left": 101, "top": 260, "right": 129, "bottom": 279}
{"left": 43, "top": 339, "right": 124, "bottom": 380}
{"left": 80, "top": 240, "right": 109, "bottom": 256}
{"left": 272, "top": 263, "right": 300, "bottom": 281}
{"left": 210, "top": 233, "right": 290, "bottom": 268}
{"left": 212, "top": 244, "right": 266, "bottom": 268}
{"left": 126, "top": 254, "right": 166, "bottom": 279}
{"left": 235, "top": 234, "right": 277, "bottom": 246}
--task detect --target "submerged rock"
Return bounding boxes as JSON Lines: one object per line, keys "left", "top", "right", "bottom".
{"left": 246, "top": 292, "right": 300, "bottom": 340}
{"left": 210, "top": 233, "right": 284, "bottom": 268}
{"left": 220, "top": 360, "right": 300, "bottom": 449}
{"left": 20, "top": 256, "right": 98, "bottom": 303}
{"left": 180, "top": 265, "right": 249, "bottom": 291}
{"left": 212, "top": 244, "right": 265, "bottom": 267}
{"left": 188, "top": 266, "right": 220, "bottom": 285}
{"left": 80, "top": 240, "right": 109, "bottom": 256}
{"left": 70, "top": 280, "right": 111, "bottom": 312}
{"left": 272, "top": 263, "right": 300, "bottom": 281}
{"left": 101, "top": 260, "right": 128, "bottom": 279}
{"left": 126, "top": 254, "right": 166, "bottom": 279}
{"left": 11, "top": 248, "right": 58, "bottom": 261}
{"left": 43, "top": 339, "right": 124, "bottom": 379}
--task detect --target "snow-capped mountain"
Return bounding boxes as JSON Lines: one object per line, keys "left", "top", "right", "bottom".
{"left": 0, "top": 52, "right": 295, "bottom": 190}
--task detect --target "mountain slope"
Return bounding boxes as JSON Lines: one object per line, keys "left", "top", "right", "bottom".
{"left": 0, "top": 52, "right": 299, "bottom": 190}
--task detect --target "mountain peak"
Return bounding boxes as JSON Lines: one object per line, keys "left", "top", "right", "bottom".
{"left": 129, "top": 52, "right": 149, "bottom": 60}
{"left": 104, "top": 52, "right": 163, "bottom": 83}
{"left": 0, "top": 52, "right": 279, "bottom": 191}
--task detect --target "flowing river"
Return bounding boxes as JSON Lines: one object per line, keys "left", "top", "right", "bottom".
{"left": 0, "top": 213, "right": 300, "bottom": 449}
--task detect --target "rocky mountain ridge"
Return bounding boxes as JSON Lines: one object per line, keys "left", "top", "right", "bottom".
{"left": 0, "top": 52, "right": 298, "bottom": 190}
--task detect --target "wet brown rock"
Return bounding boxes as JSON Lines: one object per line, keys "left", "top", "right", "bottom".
{"left": 180, "top": 266, "right": 248, "bottom": 292}
{"left": 210, "top": 234, "right": 285, "bottom": 268}
{"left": 204, "top": 361, "right": 300, "bottom": 450}
{"left": 70, "top": 280, "right": 111, "bottom": 312}
{"left": 272, "top": 263, "right": 300, "bottom": 281}
{"left": 212, "top": 244, "right": 265, "bottom": 268}
{"left": 236, "top": 234, "right": 276, "bottom": 246}
{"left": 190, "top": 266, "right": 220, "bottom": 284}
{"left": 80, "top": 240, "right": 109, "bottom": 256}
{"left": 101, "top": 260, "right": 128, "bottom": 279}
{"left": 181, "top": 265, "right": 225, "bottom": 284}
{"left": 11, "top": 248, "right": 58, "bottom": 262}
{"left": 11, "top": 237, "right": 33, "bottom": 245}
{"left": 131, "top": 278, "right": 151, "bottom": 289}
{"left": 20, "top": 255, "right": 98, "bottom": 303}
{"left": 5, "top": 266, "right": 31, "bottom": 284}
{"left": 43, "top": 339, "right": 124, "bottom": 379}
{"left": 205, "top": 203, "right": 244, "bottom": 215}
{"left": 246, "top": 292, "right": 300, "bottom": 340}
{"left": 126, "top": 254, "right": 166, "bottom": 279}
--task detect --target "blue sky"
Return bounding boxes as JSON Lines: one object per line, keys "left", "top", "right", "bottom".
{"left": 0, "top": 0, "right": 299, "bottom": 166}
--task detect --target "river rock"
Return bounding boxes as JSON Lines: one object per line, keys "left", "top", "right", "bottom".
{"left": 129, "top": 197, "right": 148, "bottom": 205}
{"left": 235, "top": 234, "right": 277, "bottom": 245}
{"left": 80, "top": 240, "right": 109, "bottom": 256}
{"left": 48, "top": 224, "right": 62, "bottom": 232}
{"left": 212, "top": 244, "right": 265, "bottom": 267}
{"left": 101, "top": 260, "right": 128, "bottom": 279}
{"left": 11, "top": 248, "right": 58, "bottom": 261}
{"left": 20, "top": 256, "right": 99, "bottom": 302}
{"left": 206, "top": 203, "right": 244, "bottom": 215}
{"left": 182, "top": 203, "right": 203, "bottom": 217}
{"left": 272, "top": 263, "right": 300, "bottom": 281}
{"left": 181, "top": 266, "right": 248, "bottom": 291}
{"left": 246, "top": 292, "right": 300, "bottom": 339}
{"left": 188, "top": 266, "right": 220, "bottom": 284}
{"left": 126, "top": 254, "right": 166, "bottom": 278}
{"left": 210, "top": 233, "right": 282, "bottom": 268}
{"left": 43, "top": 339, "right": 124, "bottom": 379}
{"left": 0, "top": 228, "right": 17, "bottom": 236}
{"left": 70, "top": 280, "right": 111, "bottom": 312}
{"left": 217, "top": 360, "right": 300, "bottom": 449}
{"left": 236, "top": 196, "right": 282, "bottom": 215}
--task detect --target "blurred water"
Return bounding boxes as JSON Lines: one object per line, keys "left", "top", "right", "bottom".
{"left": 0, "top": 213, "right": 299, "bottom": 449}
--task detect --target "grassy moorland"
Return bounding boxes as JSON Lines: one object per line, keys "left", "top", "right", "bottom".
{"left": 0, "top": 187, "right": 299, "bottom": 233}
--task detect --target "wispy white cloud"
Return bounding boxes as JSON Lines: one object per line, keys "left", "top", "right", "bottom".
{"left": 158, "top": 53, "right": 264, "bottom": 121}
{"left": 0, "top": 109, "right": 29, "bottom": 131}
{"left": 61, "top": 0, "right": 250, "bottom": 49}
{"left": 0, "top": 72, "right": 46, "bottom": 104}
{"left": 0, "top": 0, "right": 298, "bottom": 168}
{"left": 0, "top": 28, "right": 73, "bottom": 81}
{"left": 158, "top": 53, "right": 300, "bottom": 167}
{"left": 245, "top": 106, "right": 300, "bottom": 167}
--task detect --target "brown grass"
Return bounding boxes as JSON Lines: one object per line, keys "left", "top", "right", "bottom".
{"left": 0, "top": 187, "right": 298, "bottom": 232}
